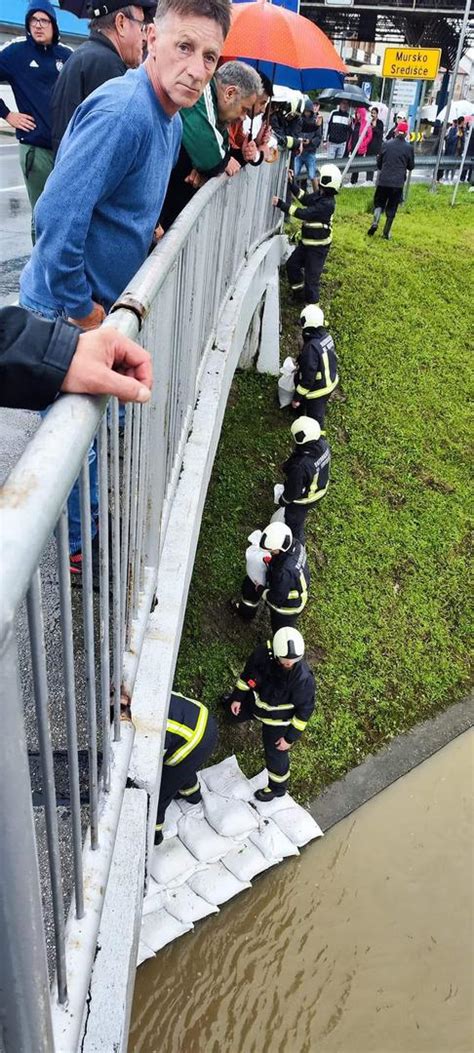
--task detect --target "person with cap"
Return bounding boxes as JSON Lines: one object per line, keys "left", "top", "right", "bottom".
{"left": 272, "top": 163, "right": 341, "bottom": 305}
{"left": 386, "top": 111, "right": 407, "bottom": 141}
{"left": 51, "top": 1, "right": 157, "bottom": 156}
{"left": 154, "top": 692, "right": 218, "bottom": 844}
{"left": 275, "top": 417, "right": 331, "bottom": 544}
{"left": 367, "top": 121, "right": 414, "bottom": 240}
{"left": 294, "top": 97, "right": 322, "bottom": 192}
{"left": 0, "top": 1, "right": 72, "bottom": 241}
{"left": 292, "top": 303, "right": 339, "bottom": 427}
{"left": 231, "top": 521, "right": 310, "bottom": 633}
{"left": 19, "top": 0, "right": 231, "bottom": 578}
{"left": 222, "top": 627, "right": 315, "bottom": 801}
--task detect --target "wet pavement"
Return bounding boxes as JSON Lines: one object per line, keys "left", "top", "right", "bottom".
{"left": 130, "top": 730, "right": 474, "bottom": 1053}
{"left": 0, "top": 137, "right": 31, "bottom": 306}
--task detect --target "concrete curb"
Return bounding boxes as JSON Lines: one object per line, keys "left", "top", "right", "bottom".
{"left": 308, "top": 693, "right": 474, "bottom": 832}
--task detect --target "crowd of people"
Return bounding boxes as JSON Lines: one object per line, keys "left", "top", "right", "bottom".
{"left": 0, "top": 0, "right": 470, "bottom": 838}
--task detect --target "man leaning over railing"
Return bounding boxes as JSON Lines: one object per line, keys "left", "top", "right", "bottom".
{"left": 159, "top": 60, "right": 262, "bottom": 232}
{"left": 18, "top": 0, "right": 231, "bottom": 582}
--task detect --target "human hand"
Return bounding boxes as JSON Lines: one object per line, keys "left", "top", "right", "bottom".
{"left": 61, "top": 327, "right": 152, "bottom": 403}
{"left": 68, "top": 301, "right": 106, "bottom": 331}
{"left": 153, "top": 223, "right": 164, "bottom": 241}
{"left": 275, "top": 737, "right": 291, "bottom": 751}
{"left": 225, "top": 157, "right": 241, "bottom": 177}
{"left": 288, "top": 169, "right": 294, "bottom": 181}
{"left": 242, "top": 135, "right": 259, "bottom": 163}
{"left": 7, "top": 111, "right": 36, "bottom": 132}
{"left": 230, "top": 700, "right": 241, "bottom": 716}
{"left": 291, "top": 399, "right": 301, "bottom": 409}
{"left": 271, "top": 194, "right": 280, "bottom": 207}
{"left": 185, "top": 168, "right": 206, "bottom": 189}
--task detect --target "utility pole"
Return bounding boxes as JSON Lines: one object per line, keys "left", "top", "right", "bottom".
{"left": 430, "top": 0, "right": 472, "bottom": 189}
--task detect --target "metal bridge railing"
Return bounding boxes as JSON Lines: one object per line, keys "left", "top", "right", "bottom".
{"left": 0, "top": 153, "right": 287, "bottom": 1053}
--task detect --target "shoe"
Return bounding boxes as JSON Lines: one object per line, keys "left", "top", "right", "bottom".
{"left": 367, "top": 224, "right": 378, "bottom": 236}
{"left": 382, "top": 232, "right": 391, "bottom": 241}
{"left": 154, "top": 829, "right": 163, "bottom": 847}
{"left": 70, "top": 533, "right": 101, "bottom": 591}
{"left": 254, "top": 787, "right": 286, "bottom": 803}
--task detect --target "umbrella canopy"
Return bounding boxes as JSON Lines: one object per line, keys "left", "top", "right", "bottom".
{"left": 319, "top": 86, "right": 370, "bottom": 107}
{"left": 221, "top": 0, "right": 346, "bottom": 91}
{"left": 58, "top": 0, "right": 156, "bottom": 16}
{"left": 437, "top": 99, "right": 474, "bottom": 123}
{"left": 58, "top": 0, "right": 91, "bottom": 14}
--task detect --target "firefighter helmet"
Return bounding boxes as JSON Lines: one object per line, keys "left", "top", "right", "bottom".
{"left": 260, "top": 521, "right": 293, "bottom": 553}
{"left": 291, "top": 416, "right": 321, "bottom": 444}
{"left": 273, "top": 626, "right": 305, "bottom": 661}
{"left": 319, "top": 163, "right": 342, "bottom": 193}
{"left": 300, "top": 304, "right": 324, "bottom": 330}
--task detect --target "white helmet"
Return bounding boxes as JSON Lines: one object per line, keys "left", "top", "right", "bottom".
{"left": 273, "top": 626, "right": 305, "bottom": 661}
{"left": 260, "top": 521, "right": 293, "bottom": 553}
{"left": 300, "top": 304, "right": 324, "bottom": 330}
{"left": 291, "top": 416, "right": 321, "bottom": 444}
{"left": 319, "top": 163, "right": 342, "bottom": 193}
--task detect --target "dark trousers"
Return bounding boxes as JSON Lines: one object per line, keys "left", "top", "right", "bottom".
{"left": 299, "top": 394, "right": 329, "bottom": 427}
{"left": 238, "top": 576, "right": 263, "bottom": 621}
{"left": 156, "top": 714, "right": 218, "bottom": 827}
{"left": 287, "top": 243, "right": 330, "bottom": 305}
{"left": 268, "top": 608, "right": 300, "bottom": 633}
{"left": 373, "top": 185, "right": 403, "bottom": 220}
{"left": 282, "top": 503, "right": 308, "bottom": 544}
{"left": 222, "top": 697, "right": 290, "bottom": 795}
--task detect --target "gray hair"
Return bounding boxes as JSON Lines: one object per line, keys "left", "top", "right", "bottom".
{"left": 154, "top": 0, "right": 231, "bottom": 38}
{"left": 216, "top": 61, "right": 262, "bottom": 99}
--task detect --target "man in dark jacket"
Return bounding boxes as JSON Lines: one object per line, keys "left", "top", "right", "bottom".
{"left": 0, "top": 1, "right": 72, "bottom": 240}
{"left": 0, "top": 305, "right": 152, "bottom": 410}
{"left": 292, "top": 303, "right": 338, "bottom": 426}
{"left": 273, "top": 163, "right": 341, "bottom": 304}
{"left": 294, "top": 99, "right": 322, "bottom": 191}
{"left": 366, "top": 105, "right": 384, "bottom": 182}
{"left": 276, "top": 416, "right": 331, "bottom": 544}
{"left": 51, "top": 1, "right": 156, "bottom": 155}
{"left": 155, "top": 693, "right": 217, "bottom": 844}
{"left": 367, "top": 121, "right": 414, "bottom": 240}
{"left": 325, "top": 99, "right": 351, "bottom": 158}
{"left": 223, "top": 627, "right": 315, "bottom": 801}
{"left": 232, "top": 521, "right": 310, "bottom": 633}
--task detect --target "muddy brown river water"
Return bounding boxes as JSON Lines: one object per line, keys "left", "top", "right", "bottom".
{"left": 129, "top": 729, "right": 473, "bottom": 1053}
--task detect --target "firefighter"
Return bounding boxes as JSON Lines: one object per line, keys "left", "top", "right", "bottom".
{"left": 292, "top": 304, "right": 339, "bottom": 426}
{"left": 154, "top": 692, "right": 218, "bottom": 846}
{"left": 276, "top": 416, "right": 330, "bottom": 544}
{"left": 222, "top": 627, "right": 315, "bottom": 800}
{"left": 272, "top": 163, "right": 342, "bottom": 305}
{"left": 231, "top": 521, "right": 310, "bottom": 633}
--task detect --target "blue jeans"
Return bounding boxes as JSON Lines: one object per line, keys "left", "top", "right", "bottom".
{"left": 19, "top": 294, "right": 99, "bottom": 555}
{"left": 294, "top": 150, "right": 317, "bottom": 181}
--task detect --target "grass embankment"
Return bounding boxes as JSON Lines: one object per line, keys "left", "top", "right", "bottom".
{"left": 175, "top": 184, "right": 473, "bottom": 803}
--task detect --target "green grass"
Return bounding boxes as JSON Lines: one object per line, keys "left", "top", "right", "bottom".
{"left": 175, "top": 183, "right": 474, "bottom": 803}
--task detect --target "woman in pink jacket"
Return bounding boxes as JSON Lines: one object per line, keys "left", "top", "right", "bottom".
{"left": 347, "top": 106, "right": 373, "bottom": 184}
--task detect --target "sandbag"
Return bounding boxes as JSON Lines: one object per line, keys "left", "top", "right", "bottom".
{"left": 202, "top": 787, "right": 259, "bottom": 840}
{"left": 272, "top": 804, "right": 323, "bottom": 848}
{"left": 164, "top": 884, "right": 219, "bottom": 925}
{"left": 245, "top": 531, "right": 268, "bottom": 589}
{"left": 278, "top": 357, "right": 296, "bottom": 408}
{"left": 188, "top": 862, "right": 251, "bottom": 906}
{"left": 150, "top": 836, "right": 200, "bottom": 888}
{"left": 137, "top": 941, "right": 155, "bottom": 967}
{"left": 141, "top": 908, "right": 192, "bottom": 953}
{"left": 222, "top": 840, "right": 274, "bottom": 883}
{"left": 270, "top": 507, "right": 286, "bottom": 525}
{"left": 249, "top": 817, "right": 299, "bottom": 862}
{"left": 162, "top": 799, "right": 182, "bottom": 840}
{"left": 177, "top": 811, "right": 236, "bottom": 863}
{"left": 274, "top": 483, "right": 284, "bottom": 505}
{"left": 200, "top": 755, "right": 253, "bottom": 802}
{"left": 143, "top": 886, "right": 165, "bottom": 917}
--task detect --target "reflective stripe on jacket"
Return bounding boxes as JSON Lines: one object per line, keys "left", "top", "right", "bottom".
{"left": 295, "top": 328, "right": 338, "bottom": 399}
{"left": 288, "top": 183, "right": 335, "bottom": 246}
{"left": 281, "top": 439, "right": 331, "bottom": 506}
{"left": 231, "top": 641, "right": 316, "bottom": 742}
{"left": 264, "top": 541, "right": 310, "bottom": 615}
{"left": 164, "top": 692, "right": 209, "bottom": 767}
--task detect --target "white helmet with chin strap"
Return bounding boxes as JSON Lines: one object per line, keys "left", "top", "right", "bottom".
{"left": 319, "top": 163, "right": 342, "bottom": 193}
{"left": 300, "top": 304, "right": 324, "bottom": 330}
{"left": 291, "top": 416, "right": 321, "bottom": 444}
{"left": 260, "top": 521, "right": 293, "bottom": 553}
{"left": 273, "top": 627, "right": 305, "bottom": 661}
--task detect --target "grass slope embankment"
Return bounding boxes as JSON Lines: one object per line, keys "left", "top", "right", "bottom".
{"left": 175, "top": 184, "right": 473, "bottom": 803}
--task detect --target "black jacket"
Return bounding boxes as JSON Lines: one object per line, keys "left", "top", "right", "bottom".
{"left": 300, "top": 112, "right": 322, "bottom": 153}
{"left": 0, "top": 306, "right": 78, "bottom": 410}
{"left": 277, "top": 181, "right": 335, "bottom": 246}
{"left": 51, "top": 32, "right": 126, "bottom": 155}
{"left": 295, "top": 326, "right": 338, "bottom": 400}
{"left": 367, "top": 118, "right": 384, "bottom": 156}
{"left": 231, "top": 642, "right": 315, "bottom": 742}
{"left": 326, "top": 107, "right": 351, "bottom": 145}
{"left": 280, "top": 438, "right": 331, "bottom": 506}
{"left": 270, "top": 111, "right": 302, "bottom": 150}
{"left": 377, "top": 136, "right": 415, "bottom": 188}
{"left": 264, "top": 540, "right": 310, "bottom": 616}
{"left": 164, "top": 692, "right": 210, "bottom": 765}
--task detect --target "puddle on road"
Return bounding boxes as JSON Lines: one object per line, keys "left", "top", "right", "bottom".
{"left": 130, "top": 730, "right": 473, "bottom": 1053}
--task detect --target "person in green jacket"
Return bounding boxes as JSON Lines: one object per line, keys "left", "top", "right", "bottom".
{"left": 159, "top": 59, "right": 262, "bottom": 230}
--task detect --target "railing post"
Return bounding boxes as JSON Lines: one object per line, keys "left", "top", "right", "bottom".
{"left": 0, "top": 626, "right": 54, "bottom": 1053}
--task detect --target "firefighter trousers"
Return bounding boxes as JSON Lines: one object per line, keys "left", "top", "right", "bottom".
{"left": 156, "top": 713, "right": 218, "bottom": 829}
{"left": 298, "top": 394, "right": 329, "bottom": 428}
{"left": 222, "top": 696, "right": 290, "bottom": 795}
{"left": 286, "top": 243, "right": 330, "bottom": 305}
{"left": 283, "top": 503, "right": 310, "bottom": 545}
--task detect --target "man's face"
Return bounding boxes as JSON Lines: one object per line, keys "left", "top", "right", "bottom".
{"left": 218, "top": 86, "right": 258, "bottom": 122}
{"left": 29, "top": 10, "right": 54, "bottom": 45}
{"left": 146, "top": 11, "right": 223, "bottom": 115}
{"left": 340, "top": 100, "right": 349, "bottom": 113}
{"left": 254, "top": 91, "right": 270, "bottom": 117}
{"left": 371, "top": 108, "right": 378, "bottom": 120}
{"left": 116, "top": 6, "right": 147, "bottom": 69}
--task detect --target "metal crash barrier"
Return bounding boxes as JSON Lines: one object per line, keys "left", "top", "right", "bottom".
{"left": 0, "top": 153, "right": 287, "bottom": 1053}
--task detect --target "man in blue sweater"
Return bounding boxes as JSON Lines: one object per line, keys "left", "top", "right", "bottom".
{"left": 20, "top": 0, "right": 231, "bottom": 575}
{"left": 0, "top": 1, "right": 72, "bottom": 241}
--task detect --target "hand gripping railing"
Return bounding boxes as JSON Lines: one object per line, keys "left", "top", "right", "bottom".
{"left": 0, "top": 152, "right": 287, "bottom": 1053}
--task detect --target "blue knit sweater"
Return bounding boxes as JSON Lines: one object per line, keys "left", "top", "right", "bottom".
{"left": 20, "top": 66, "right": 182, "bottom": 317}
